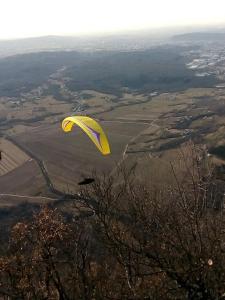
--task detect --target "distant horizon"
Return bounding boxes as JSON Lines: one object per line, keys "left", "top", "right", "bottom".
{"left": 1, "top": 22, "right": 225, "bottom": 42}
{"left": 0, "top": 0, "right": 225, "bottom": 40}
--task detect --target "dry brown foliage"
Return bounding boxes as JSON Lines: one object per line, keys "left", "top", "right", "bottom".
{"left": 1, "top": 143, "right": 225, "bottom": 299}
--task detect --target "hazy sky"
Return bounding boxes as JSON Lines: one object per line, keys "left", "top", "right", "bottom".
{"left": 0, "top": 0, "right": 225, "bottom": 39}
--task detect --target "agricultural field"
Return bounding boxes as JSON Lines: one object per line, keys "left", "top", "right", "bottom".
{"left": 0, "top": 138, "right": 29, "bottom": 176}
{"left": 97, "top": 87, "right": 225, "bottom": 185}
{"left": 0, "top": 139, "right": 48, "bottom": 206}
{"left": 0, "top": 158, "right": 46, "bottom": 195}
{"left": 0, "top": 48, "right": 225, "bottom": 207}
{"left": 0, "top": 86, "right": 154, "bottom": 203}
{"left": 2, "top": 85, "right": 225, "bottom": 204}
{"left": 13, "top": 120, "right": 148, "bottom": 193}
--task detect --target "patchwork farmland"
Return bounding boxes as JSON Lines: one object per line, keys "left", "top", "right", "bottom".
{"left": 0, "top": 138, "right": 29, "bottom": 176}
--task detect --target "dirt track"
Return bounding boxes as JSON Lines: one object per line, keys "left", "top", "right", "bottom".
{"left": 6, "top": 136, "right": 71, "bottom": 197}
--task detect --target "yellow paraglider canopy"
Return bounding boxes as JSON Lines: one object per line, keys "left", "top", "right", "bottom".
{"left": 62, "top": 116, "right": 110, "bottom": 155}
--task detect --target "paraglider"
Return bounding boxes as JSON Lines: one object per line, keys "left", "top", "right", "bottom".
{"left": 62, "top": 116, "right": 110, "bottom": 155}
{"left": 78, "top": 178, "right": 95, "bottom": 185}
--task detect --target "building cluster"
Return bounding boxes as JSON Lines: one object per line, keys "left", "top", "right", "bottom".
{"left": 185, "top": 46, "right": 225, "bottom": 81}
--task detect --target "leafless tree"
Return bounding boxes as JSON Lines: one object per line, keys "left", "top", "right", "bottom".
{"left": 1, "top": 143, "right": 225, "bottom": 299}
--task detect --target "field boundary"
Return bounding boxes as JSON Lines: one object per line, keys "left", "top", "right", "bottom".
{"left": 5, "top": 136, "right": 73, "bottom": 198}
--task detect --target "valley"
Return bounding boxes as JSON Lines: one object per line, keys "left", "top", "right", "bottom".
{"left": 0, "top": 44, "right": 225, "bottom": 206}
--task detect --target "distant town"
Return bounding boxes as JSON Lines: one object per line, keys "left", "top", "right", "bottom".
{"left": 185, "top": 44, "right": 225, "bottom": 83}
